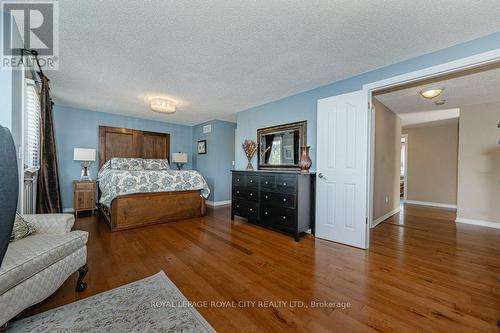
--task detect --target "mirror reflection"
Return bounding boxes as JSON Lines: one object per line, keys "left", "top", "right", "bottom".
{"left": 260, "top": 131, "right": 298, "bottom": 166}
{"left": 257, "top": 121, "right": 307, "bottom": 170}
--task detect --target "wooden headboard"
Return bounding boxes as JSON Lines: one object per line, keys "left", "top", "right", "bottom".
{"left": 99, "top": 126, "right": 170, "bottom": 167}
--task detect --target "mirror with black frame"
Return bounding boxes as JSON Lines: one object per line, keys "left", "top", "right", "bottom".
{"left": 257, "top": 121, "right": 307, "bottom": 170}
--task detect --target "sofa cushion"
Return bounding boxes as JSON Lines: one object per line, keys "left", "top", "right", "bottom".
{"left": 23, "top": 214, "right": 75, "bottom": 235}
{"left": 0, "top": 231, "right": 88, "bottom": 295}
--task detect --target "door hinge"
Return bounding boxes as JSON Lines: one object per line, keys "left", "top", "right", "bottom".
{"left": 366, "top": 217, "right": 368, "bottom": 225}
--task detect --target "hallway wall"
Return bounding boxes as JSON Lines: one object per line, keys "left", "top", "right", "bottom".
{"left": 457, "top": 101, "right": 500, "bottom": 225}
{"left": 402, "top": 121, "right": 459, "bottom": 206}
{"left": 373, "top": 98, "right": 402, "bottom": 223}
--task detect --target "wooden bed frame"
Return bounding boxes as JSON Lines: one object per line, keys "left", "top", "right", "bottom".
{"left": 98, "top": 126, "right": 206, "bottom": 231}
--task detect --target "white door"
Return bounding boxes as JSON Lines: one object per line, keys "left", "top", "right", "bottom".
{"left": 316, "top": 90, "right": 369, "bottom": 249}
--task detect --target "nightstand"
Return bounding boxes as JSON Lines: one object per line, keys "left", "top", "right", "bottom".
{"left": 73, "top": 180, "right": 96, "bottom": 217}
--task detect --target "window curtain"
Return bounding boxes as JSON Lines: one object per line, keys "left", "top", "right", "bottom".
{"left": 36, "top": 76, "right": 62, "bottom": 213}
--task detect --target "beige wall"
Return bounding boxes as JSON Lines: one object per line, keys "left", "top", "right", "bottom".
{"left": 402, "top": 122, "right": 458, "bottom": 205}
{"left": 373, "top": 98, "right": 401, "bottom": 222}
{"left": 457, "top": 102, "right": 500, "bottom": 224}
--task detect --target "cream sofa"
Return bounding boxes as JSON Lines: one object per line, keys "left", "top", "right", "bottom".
{"left": 0, "top": 214, "right": 88, "bottom": 325}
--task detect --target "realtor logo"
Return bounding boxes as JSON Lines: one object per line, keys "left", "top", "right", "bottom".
{"left": 1, "top": 0, "right": 59, "bottom": 70}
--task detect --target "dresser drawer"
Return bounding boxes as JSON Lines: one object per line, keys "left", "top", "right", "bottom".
{"left": 246, "top": 174, "right": 259, "bottom": 187}
{"left": 261, "top": 191, "right": 295, "bottom": 208}
{"left": 276, "top": 175, "right": 297, "bottom": 193}
{"left": 233, "top": 200, "right": 258, "bottom": 220}
{"left": 74, "top": 182, "right": 96, "bottom": 190}
{"left": 232, "top": 173, "right": 246, "bottom": 187}
{"left": 261, "top": 205, "right": 296, "bottom": 231}
{"left": 233, "top": 187, "right": 258, "bottom": 202}
{"left": 260, "top": 175, "right": 276, "bottom": 189}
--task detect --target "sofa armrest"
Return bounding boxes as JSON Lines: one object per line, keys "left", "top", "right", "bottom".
{"left": 22, "top": 214, "right": 75, "bottom": 235}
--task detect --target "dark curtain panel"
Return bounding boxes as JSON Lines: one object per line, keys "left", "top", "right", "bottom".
{"left": 36, "top": 76, "right": 62, "bottom": 213}
{"left": 264, "top": 135, "right": 274, "bottom": 164}
{"left": 293, "top": 131, "right": 299, "bottom": 164}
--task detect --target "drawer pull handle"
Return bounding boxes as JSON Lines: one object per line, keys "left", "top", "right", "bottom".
{"left": 265, "top": 195, "right": 269, "bottom": 199}
{"left": 250, "top": 193, "right": 253, "bottom": 196}
{"left": 283, "top": 182, "right": 287, "bottom": 186}
{"left": 283, "top": 198, "right": 287, "bottom": 202}
{"left": 249, "top": 208, "right": 253, "bottom": 211}
{"left": 237, "top": 178, "right": 240, "bottom": 181}
{"left": 265, "top": 181, "right": 269, "bottom": 184}
{"left": 250, "top": 180, "right": 253, "bottom": 183}
{"left": 282, "top": 216, "right": 286, "bottom": 220}
{"left": 236, "top": 205, "right": 240, "bottom": 208}
{"left": 265, "top": 211, "right": 268, "bottom": 215}
{"left": 236, "top": 191, "right": 240, "bottom": 194}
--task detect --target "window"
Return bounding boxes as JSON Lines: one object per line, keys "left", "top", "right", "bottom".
{"left": 24, "top": 78, "right": 41, "bottom": 171}
{"left": 269, "top": 136, "right": 282, "bottom": 165}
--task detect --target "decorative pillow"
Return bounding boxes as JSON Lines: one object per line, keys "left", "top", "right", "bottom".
{"left": 143, "top": 159, "right": 170, "bottom": 170}
{"left": 110, "top": 158, "right": 144, "bottom": 170}
{"left": 10, "top": 213, "right": 35, "bottom": 242}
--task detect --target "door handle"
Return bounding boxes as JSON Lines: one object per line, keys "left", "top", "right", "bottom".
{"left": 318, "top": 173, "right": 327, "bottom": 180}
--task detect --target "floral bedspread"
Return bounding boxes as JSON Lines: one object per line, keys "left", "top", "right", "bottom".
{"left": 97, "top": 165, "right": 210, "bottom": 207}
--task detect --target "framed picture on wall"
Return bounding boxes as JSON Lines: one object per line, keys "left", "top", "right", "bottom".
{"left": 197, "top": 140, "right": 207, "bottom": 154}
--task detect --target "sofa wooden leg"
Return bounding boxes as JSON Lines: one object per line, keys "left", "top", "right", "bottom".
{"left": 76, "top": 264, "right": 88, "bottom": 292}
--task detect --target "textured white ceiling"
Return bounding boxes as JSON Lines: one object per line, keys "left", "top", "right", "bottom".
{"left": 50, "top": 0, "right": 500, "bottom": 125}
{"left": 376, "top": 67, "right": 500, "bottom": 126}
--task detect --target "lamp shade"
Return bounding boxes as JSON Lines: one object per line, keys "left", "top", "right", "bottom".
{"left": 73, "top": 148, "right": 96, "bottom": 161}
{"left": 172, "top": 152, "right": 188, "bottom": 164}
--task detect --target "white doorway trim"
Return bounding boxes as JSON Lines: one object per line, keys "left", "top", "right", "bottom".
{"left": 363, "top": 48, "right": 500, "bottom": 238}
{"left": 401, "top": 134, "right": 408, "bottom": 202}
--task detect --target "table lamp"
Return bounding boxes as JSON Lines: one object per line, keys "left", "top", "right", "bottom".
{"left": 172, "top": 152, "right": 188, "bottom": 170}
{"left": 73, "top": 148, "right": 96, "bottom": 180}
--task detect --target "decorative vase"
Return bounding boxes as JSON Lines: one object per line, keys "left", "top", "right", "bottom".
{"left": 242, "top": 139, "right": 258, "bottom": 171}
{"left": 299, "top": 146, "right": 312, "bottom": 173}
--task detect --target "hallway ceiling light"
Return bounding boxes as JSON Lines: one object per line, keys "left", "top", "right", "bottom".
{"left": 419, "top": 88, "right": 444, "bottom": 99}
{"left": 150, "top": 98, "right": 176, "bottom": 113}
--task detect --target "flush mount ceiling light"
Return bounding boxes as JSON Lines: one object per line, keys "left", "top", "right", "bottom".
{"left": 419, "top": 87, "right": 444, "bottom": 99}
{"left": 435, "top": 99, "right": 446, "bottom": 106}
{"left": 150, "top": 98, "right": 176, "bottom": 113}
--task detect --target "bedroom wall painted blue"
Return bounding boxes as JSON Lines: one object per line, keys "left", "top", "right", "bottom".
{"left": 213, "top": 120, "right": 236, "bottom": 202}
{"left": 192, "top": 120, "right": 236, "bottom": 202}
{"left": 53, "top": 105, "right": 194, "bottom": 210}
{"left": 192, "top": 121, "right": 215, "bottom": 201}
{"left": 235, "top": 31, "right": 500, "bottom": 170}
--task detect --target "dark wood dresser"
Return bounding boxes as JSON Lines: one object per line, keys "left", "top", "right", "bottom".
{"left": 230, "top": 170, "right": 315, "bottom": 241}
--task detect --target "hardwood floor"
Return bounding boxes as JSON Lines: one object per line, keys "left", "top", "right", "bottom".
{"left": 22, "top": 204, "right": 500, "bottom": 332}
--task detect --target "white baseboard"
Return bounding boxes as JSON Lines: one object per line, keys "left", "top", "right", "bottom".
{"left": 405, "top": 200, "right": 457, "bottom": 209}
{"left": 455, "top": 217, "right": 500, "bottom": 229}
{"left": 372, "top": 207, "right": 400, "bottom": 227}
{"left": 63, "top": 207, "right": 74, "bottom": 213}
{"left": 206, "top": 200, "right": 231, "bottom": 207}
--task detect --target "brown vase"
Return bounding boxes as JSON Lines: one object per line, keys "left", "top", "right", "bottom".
{"left": 299, "top": 146, "right": 312, "bottom": 173}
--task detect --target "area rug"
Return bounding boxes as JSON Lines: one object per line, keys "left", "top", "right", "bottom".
{"left": 10, "top": 271, "right": 216, "bottom": 332}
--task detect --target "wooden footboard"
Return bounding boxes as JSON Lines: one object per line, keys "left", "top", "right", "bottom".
{"left": 100, "top": 190, "right": 206, "bottom": 231}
